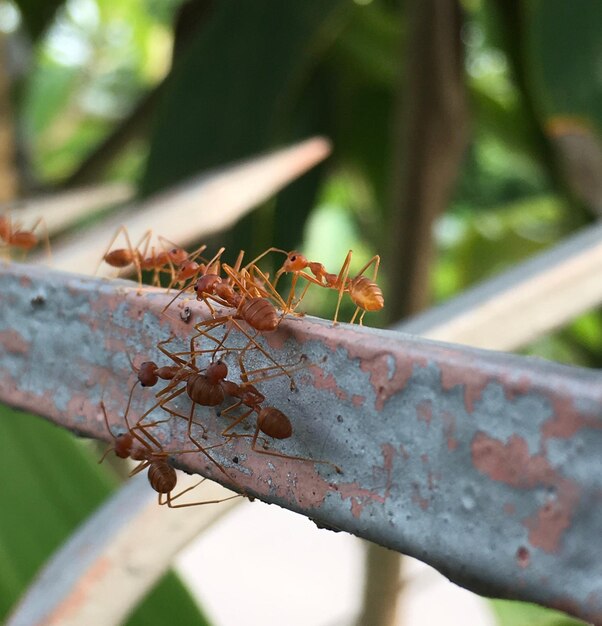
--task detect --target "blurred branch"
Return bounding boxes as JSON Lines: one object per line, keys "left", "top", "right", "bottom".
{"left": 387, "top": 0, "right": 469, "bottom": 320}
{"left": 2, "top": 182, "right": 133, "bottom": 235}
{"left": 490, "top": 0, "right": 590, "bottom": 225}
{"left": 370, "top": 1, "right": 469, "bottom": 623}
{"left": 31, "top": 137, "right": 332, "bottom": 273}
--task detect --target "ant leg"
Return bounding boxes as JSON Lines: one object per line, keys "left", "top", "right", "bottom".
{"left": 95, "top": 225, "right": 131, "bottom": 276}
{"left": 249, "top": 427, "right": 341, "bottom": 473}
{"left": 220, "top": 405, "right": 254, "bottom": 438}
{"left": 333, "top": 250, "right": 353, "bottom": 325}
{"left": 163, "top": 481, "right": 242, "bottom": 508}
{"left": 243, "top": 246, "right": 287, "bottom": 270}
{"left": 28, "top": 217, "right": 52, "bottom": 261}
{"left": 228, "top": 319, "right": 296, "bottom": 389}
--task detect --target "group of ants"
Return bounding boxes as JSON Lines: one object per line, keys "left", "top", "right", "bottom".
{"left": 2, "top": 216, "right": 385, "bottom": 509}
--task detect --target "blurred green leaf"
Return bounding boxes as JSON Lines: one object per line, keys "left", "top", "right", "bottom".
{"left": 527, "top": 0, "right": 602, "bottom": 128}
{"left": 13, "top": 0, "right": 65, "bottom": 40}
{"left": 140, "top": 0, "right": 351, "bottom": 197}
{"left": 491, "top": 598, "right": 587, "bottom": 626}
{"left": 0, "top": 407, "right": 210, "bottom": 625}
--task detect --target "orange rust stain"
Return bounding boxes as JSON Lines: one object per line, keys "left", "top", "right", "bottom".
{"left": 440, "top": 364, "right": 489, "bottom": 414}
{"left": 351, "top": 394, "right": 365, "bottom": 407}
{"left": 441, "top": 411, "right": 458, "bottom": 451}
{"left": 542, "top": 392, "right": 602, "bottom": 442}
{"left": 44, "top": 557, "right": 111, "bottom": 625}
{"left": 504, "top": 502, "right": 516, "bottom": 516}
{"left": 360, "top": 352, "right": 420, "bottom": 411}
{"left": 412, "top": 483, "right": 429, "bottom": 510}
{"left": 502, "top": 375, "right": 532, "bottom": 401}
{"left": 516, "top": 546, "right": 530, "bottom": 568}
{"left": 523, "top": 494, "right": 578, "bottom": 553}
{"left": 104, "top": 336, "right": 127, "bottom": 354}
{"left": 417, "top": 400, "right": 432, "bottom": 426}
{"left": 335, "top": 444, "right": 396, "bottom": 518}
{"left": 308, "top": 364, "right": 348, "bottom": 402}
{"left": 0, "top": 329, "right": 29, "bottom": 354}
{"left": 472, "top": 432, "right": 581, "bottom": 553}
{"left": 19, "top": 274, "right": 33, "bottom": 288}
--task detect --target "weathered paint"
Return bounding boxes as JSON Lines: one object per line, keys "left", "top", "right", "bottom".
{"left": 2, "top": 261, "right": 602, "bottom": 623}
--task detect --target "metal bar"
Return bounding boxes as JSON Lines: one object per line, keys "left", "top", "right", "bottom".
{"left": 398, "top": 220, "right": 602, "bottom": 350}
{"left": 1, "top": 261, "right": 601, "bottom": 623}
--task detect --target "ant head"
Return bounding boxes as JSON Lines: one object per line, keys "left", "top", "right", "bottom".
{"left": 138, "top": 361, "right": 159, "bottom": 387}
{"left": 168, "top": 247, "right": 189, "bottom": 265}
{"left": 282, "top": 251, "right": 307, "bottom": 272}
{"left": 206, "top": 359, "right": 228, "bottom": 383}
{"left": 195, "top": 274, "right": 221, "bottom": 296}
{"left": 113, "top": 433, "right": 134, "bottom": 459}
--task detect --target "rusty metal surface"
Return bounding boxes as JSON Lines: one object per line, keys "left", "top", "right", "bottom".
{"left": 1, "top": 261, "right": 602, "bottom": 623}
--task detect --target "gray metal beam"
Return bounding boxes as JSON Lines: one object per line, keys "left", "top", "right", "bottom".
{"left": 1, "top": 261, "right": 602, "bottom": 624}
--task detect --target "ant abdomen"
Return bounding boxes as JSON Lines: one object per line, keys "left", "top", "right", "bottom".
{"left": 147, "top": 460, "right": 178, "bottom": 494}
{"left": 257, "top": 407, "right": 292, "bottom": 440}
{"left": 187, "top": 373, "right": 225, "bottom": 406}
{"left": 349, "top": 276, "right": 384, "bottom": 312}
{"left": 241, "top": 297, "right": 278, "bottom": 331}
{"left": 104, "top": 249, "right": 134, "bottom": 268}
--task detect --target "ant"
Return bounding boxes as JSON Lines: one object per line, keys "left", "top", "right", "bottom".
{"left": 0, "top": 213, "right": 50, "bottom": 259}
{"left": 155, "top": 342, "right": 339, "bottom": 472}
{"left": 249, "top": 248, "right": 384, "bottom": 324}
{"left": 100, "top": 401, "right": 240, "bottom": 508}
{"left": 100, "top": 226, "right": 203, "bottom": 286}
{"left": 217, "top": 357, "right": 341, "bottom": 472}
{"left": 149, "top": 337, "right": 297, "bottom": 428}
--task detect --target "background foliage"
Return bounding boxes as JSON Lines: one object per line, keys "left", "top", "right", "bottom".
{"left": 2, "top": 0, "right": 601, "bottom": 623}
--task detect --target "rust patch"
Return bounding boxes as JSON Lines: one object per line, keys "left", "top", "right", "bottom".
{"left": 440, "top": 363, "right": 490, "bottom": 414}
{"left": 472, "top": 432, "right": 581, "bottom": 553}
{"left": 351, "top": 394, "right": 365, "bottom": 407}
{"left": 104, "top": 336, "right": 128, "bottom": 355}
{"left": 523, "top": 496, "right": 577, "bottom": 554}
{"left": 19, "top": 274, "right": 33, "bottom": 288}
{"left": 504, "top": 503, "right": 516, "bottom": 516}
{"left": 360, "top": 352, "right": 418, "bottom": 411}
{"left": 0, "top": 329, "right": 29, "bottom": 354}
{"left": 542, "top": 391, "right": 602, "bottom": 442}
{"left": 441, "top": 411, "right": 457, "bottom": 450}
{"left": 516, "top": 545, "right": 530, "bottom": 568}
{"left": 412, "top": 483, "right": 429, "bottom": 510}
{"left": 308, "top": 364, "right": 348, "bottom": 402}
{"left": 334, "top": 443, "right": 395, "bottom": 518}
{"left": 417, "top": 400, "right": 432, "bottom": 426}
{"left": 502, "top": 374, "right": 532, "bottom": 401}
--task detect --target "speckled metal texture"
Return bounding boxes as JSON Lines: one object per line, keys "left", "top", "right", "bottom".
{"left": 1, "top": 261, "right": 602, "bottom": 623}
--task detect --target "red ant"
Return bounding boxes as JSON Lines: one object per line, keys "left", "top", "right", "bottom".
{"left": 0, "top": 214, "right": 50, "bottom": 259}
{"left": 154, "top": 343, "right": 340, "bottom": 472}
{"left": 218, "top": 358, "right": 341, "bottom": 472}
{"left": 250, "top": 248, "right": 384, "bottom": 324}
{"left": 100, "top": 402, "right": 240, "bottom": 508}
{"left": 100, "top": 227, "right": 202, "bottom": 286}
